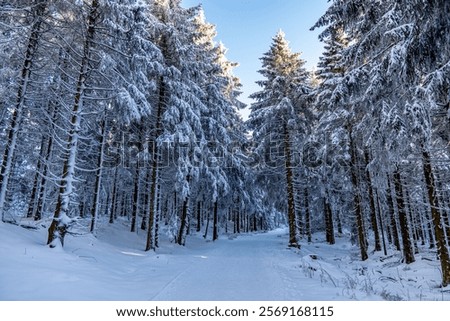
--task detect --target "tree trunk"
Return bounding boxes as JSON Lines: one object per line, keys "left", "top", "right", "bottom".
{"left": 283, "top": 122, "right": 297, "bottom": 247}
{"left": 304, "top": 188, "right": 312, "bottom": 243}
{"left": 386, "top": 175, "right": 401, "bottom": 251}
{"left": 364, "top": 150, "right": 381, "bottom": 251}
{"left": 404, "top": 188, "right": 419, "bottom": 254}
{"left": 145, "top": 77, "right": 166, "bottom": 251}
{"left": 27, "top": 136, "right": 47, "bottom": 219}
{"left": 47, "top": 0, "right": 100, "bottom": 247}
{"left": 212, "top": 200, "right": 218, "bottom": 241}
{"left": 34, "top": 130, "right": 54, "bottom": 221}
{"left": 109, "top": 166, "right": 118, "bottom": 224}
{"left": 154, "top": 187, "right": 160, "bottom": 248}
{"left": 324, "top": 194, "right": 335, "bottom": 245}
{"left": 90, "top": 116, "right": 107, "bottom": 233}
{"left": 0, "top": 0, "right": 48, "bottom": 221}
{"left": 393, "top": 168, "right": 415, "bottom": 264}
{"left": 336, "top": 210, "right": 343, "bottom": 235}
{"left": 375, "top": 189, "right": 388, "bottom": 256}
{"left": 349, "top": 128, "right": 368, "bottom": 261}
{"left": 203, "top": 207, "right": 210, "bottom": 239}
{"left": 177, "top": 196, "right": 189, "bottom": 246}
{"left": 130, "top": 162, "right": 140, "bottom": 233}
{"left": 196, "top": 201, "right": 201, "bottom": 232}
{"left": 422, "top": 150, "right": 450, "bottom": 286}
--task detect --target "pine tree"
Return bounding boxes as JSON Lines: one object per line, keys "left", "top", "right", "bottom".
{"left": 248, "top": 31, "right": 311, "bottom": 247}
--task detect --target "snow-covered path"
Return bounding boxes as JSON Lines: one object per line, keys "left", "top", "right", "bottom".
{"left": 0, "top": 222, "right": 343, "bottom": 300}
{"left": 1, "top": 220, "right": 448, "bottom": 301}
{"left": 151, "top": 230, "right": 298, "bottom": 300}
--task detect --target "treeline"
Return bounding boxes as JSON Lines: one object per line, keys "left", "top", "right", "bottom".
{"left": 0, "top": 0, "right": 266, "bottom": 250}
{"left": 247, "top": 0, "right": 450, "bottom": 286}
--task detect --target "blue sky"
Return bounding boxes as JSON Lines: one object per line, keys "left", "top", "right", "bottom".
{"left": 181, "top": 0, "right": 330, "bottom": 118}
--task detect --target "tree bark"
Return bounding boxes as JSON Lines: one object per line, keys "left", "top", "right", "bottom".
{"left": 108, "top": 166, "right": 118, "bottom": 223}
{"left": 364, "top": 150, "right": 381, "bottom": 251}
{"left": 324, "top": 194, "right": 335, "bottom": 245}
{"left": 386, "top": 175, "right": 401, "bottom": 251}
{"left": 177, "top": 196, "right": 189, "bottom": 245}
{"left": 90, "top": 116, "right": 107, "bottom": 233}
{"left": 212, "top": 200, "right": 219, "bottom": 241}
{"left": 283, "top": 122, "right": 298, "bottom": 247}
{"left": 145, "top": 77, "right": 166, "bottom": 251}
{"left": 349, "top": 128, "right": 368, "bottom": 261}
{"left": 196, "top": 201, "right": 202, "bottom": 232}
{"left": 393, "top": 168, "right": 415, "bottom": 264}
{"left": 304, "top": 188, "right": 312, "bottom": 244}
{"left": 27, "top": 136, "right": 47, "bottom": 219}
{"left": 130, "top": 161, "right": 140, "bottom": 233}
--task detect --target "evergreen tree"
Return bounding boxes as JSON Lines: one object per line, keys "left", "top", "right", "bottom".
{"left": 248, "top": 31, "right": 311, "bottom": 247}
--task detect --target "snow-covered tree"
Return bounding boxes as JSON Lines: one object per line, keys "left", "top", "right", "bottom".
{"left": 47, "top": 0, "right": 162, "bottom": 247}
{"left": 313, "top": 0, "right": 450, "bottom": 284}
{"left": 248, "top": 31, "right": 311, "bottom": 247}
{"left": 0, "top": 0, "right": 51, "bottom": 222}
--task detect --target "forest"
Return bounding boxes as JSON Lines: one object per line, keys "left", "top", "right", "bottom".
{"left": 1, "top": 0, "right": 450, "bottom": 290}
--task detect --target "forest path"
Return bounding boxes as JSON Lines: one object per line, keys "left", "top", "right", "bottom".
{"left": 150, "top": 229, "right": 298, "bottom": 300}
{"left": 0, "top": 221, "right": 369, "bottom": 300}
{"left": 2, "top": 220, "right": 447, "bottom": 300}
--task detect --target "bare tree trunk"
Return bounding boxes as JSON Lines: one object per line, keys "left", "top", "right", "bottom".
{"left": 177, "top": 196, "right": 189, "bottom": 245}
{"left": 203, "top": 205, "right": 210, "bottom": 239}
{"left": 154, "top": 185, "right": 160, "bottom": 248}
{"left": 283, "top": 122, "right": 297, "bottom": 247}
{"left": 141, "top": 166, "right": 151, "bottom": 230}
{"left": 109, "top": 166, "right": 119, "bottom": 224}
{"left": 404, "top": 188, "right": 419, "bottom": 254}
{"left": 212, "top": 200, "right": 218, "bottom": 241}
{"left": 324, "top": 194, "right": 335, "bottom": 245}
{"left": 393, "top": 168, "right": 415, "bottom": 264}
{"left": 236, "top": 208, "right": 241, "bottom": 234}
{"left": 364, "top": 150, "right": 381, "bottom": 252}
{"left": 304, "top": 188, "right": 312, "bottom": 244}
{"left": 375, "top": 189, "right": 388, "bottom": 256}
{"left": 386, "top": 175, "right": 401, "bottom": 251}
{"left": 196, "top": 201, "right": 201, "bottom": 232}
{"left": 130, "top": 162, "right": 140, "bottom": 233}
{"left": 349, "top": 128, "right": 368, "bottom": 261}
{"left": 90, "top": 116, "right": 107, "bottom": 233}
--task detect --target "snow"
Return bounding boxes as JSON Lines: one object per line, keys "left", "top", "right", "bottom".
{"left": 0, "top": 219, "right": 449, "bottom": 301}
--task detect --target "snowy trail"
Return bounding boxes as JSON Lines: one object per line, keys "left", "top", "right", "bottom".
{"left": 0, "top": 222, "right": 343, "bottom": 300}
{"left": 1, "top": 221, "right": 448, "bottom": 301}
{"left": 151, "top": 230, "right": 293, "bottom": 300}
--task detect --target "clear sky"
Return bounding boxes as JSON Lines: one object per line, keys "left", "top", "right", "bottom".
{"left": 181, "top": 0, "right": 331, "bottom": 119}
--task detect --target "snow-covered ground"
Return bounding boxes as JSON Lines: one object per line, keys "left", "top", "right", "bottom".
{"left": 0, "top": 218, "right": 449, "bottom": 301}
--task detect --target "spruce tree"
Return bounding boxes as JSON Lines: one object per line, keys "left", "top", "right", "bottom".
{"left": 248, "top": 31, "right": 310, "bottom": 247}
